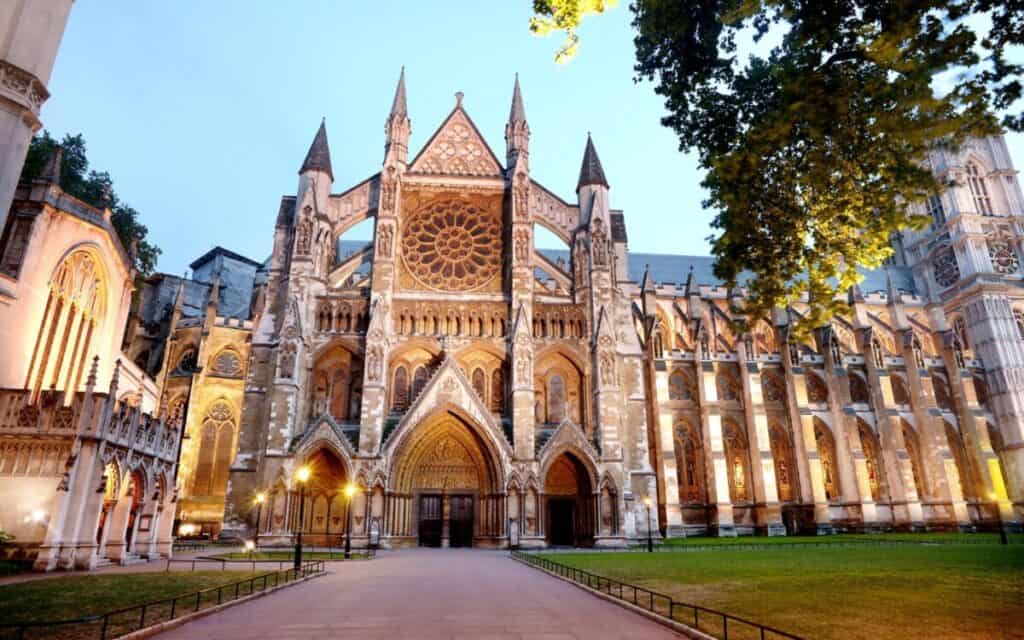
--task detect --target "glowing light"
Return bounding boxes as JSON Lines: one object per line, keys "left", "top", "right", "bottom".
{"left": 244, "top": 540, "right": 255, "bottom": 551}
{"left": 179, "top": 523, "right": 198, "bottom": 536}
{"left": 296, "top": 466, "right": 311, "bottom": 483}
{"left": 30, "top": 509, "right": 46, "bottom": 524}
{"left": 643, "top": 496, "right": 653, "bottom": 507}
{"left": 255, "top": 492, "right": 266, "bottom": 504}
{"left": 344, "top": 483, "right": 357, "bottom": 499}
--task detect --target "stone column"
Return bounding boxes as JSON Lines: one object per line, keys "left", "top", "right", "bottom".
{"left": 737, "top": 341, "right": 784, "bottom": 535}
{"left": 652, "top": 362, "right": 685, "bottom": 535}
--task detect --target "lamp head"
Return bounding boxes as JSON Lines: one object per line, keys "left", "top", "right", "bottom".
{"left": 244, "top": 540, "right": 255, "bottom": 551}
{"left": 643, "top": 496, "right": 653, "bottom": 507}
{"left": 255, "top": 492, "right": 266, "bottom": 504}
{"left": 344, "top": 483, "right": 357, "bottom": 498}
{"left": 296, "top": 466, "right": 311, "bottom": 483}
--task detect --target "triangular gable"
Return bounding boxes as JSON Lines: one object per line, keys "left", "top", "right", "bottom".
{"left": 538, "top": 418, "right": 599, "bottom": 469}
{"left": 409, "top": 106, "right": 503, "bottom": 177}
{"left": 381, "top": 354, "right": 513, "bottom": 459}
{"left": 292, "top": 414, "right": 357, "bottom": 460}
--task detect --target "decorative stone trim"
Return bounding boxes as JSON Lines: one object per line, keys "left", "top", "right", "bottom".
{"left": 0, "top": 60, "right": 49, "bottom": 114}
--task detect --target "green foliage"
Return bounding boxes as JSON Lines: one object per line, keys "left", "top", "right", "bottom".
{"left": 0, "top": 530, "right": 13, "bottom": 545}
{"left": 20, "top": 131, "right": 161, "bottom": 275}
{"left": 530, "top": 0, "right": 617, "bottom": 62}
{"left": 532, "top": 1, "right": 1022, "bottom": 334}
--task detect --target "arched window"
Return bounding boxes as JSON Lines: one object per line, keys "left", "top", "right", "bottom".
{"left": 761, "top": 370, "right": 785, "bottom": 402}
{"left": 769, "top": 424, "right": 795, "bottom": 502}
{"left": 722, "top": 420, "right": 750, "bottom": 502}
{"left": 391, "top": 366, "right": 409, "bottom": 412}
{"left": 806, "top": 372, "right": 829, "bottom": 404}
{"left": 933, "top": 374, "right": 953, "bottom": 411}
{"left": 26, "top": 250, "right": 106, "bottom": 400}
{"left": 674, "top": 422, "right": 705, "bottom": 503}
{"left": 901, "top": 421, "right": 927, "bottom": 499}
{"left": 967, "top": 163, "right": 993, "bottom": 215}
{"left": 653, "top": 332, "right": 665, "bottom": 359}
{"left": 471, "top": 368, "right": 487, "bottom": 404}
{"left": 926, "top": 194, "right": 946, "bottom": 226}
{"left": 547, "top": 375, "right": 566, "bottom": 424}
{"left": 490, "top": 368, "right": 504, "bottom": 413}
{"left": 849, "top": 372, "right": 870, "bottom": 404}
{"left": 668, "top": 370, "right": 693, "bottom": 400}
{"left": 814, "top": 419, "right": 841, "bottom": 501}
{"left": 871, "top": 339, "right": 885, "bottom": 369}
{"left": 209, "top": 349, "right": 243, "bottom": 378}
{"left": 412, "top": 366, "right": 429, "bottom": 399}
{"left": 944, "top": 423, "right": 974, "bottom": 500}
{"left": 858, "top": 421, "right": 885, "bottom": 502}
{"left": 191, "top": 401, "right": 236, "bottom": 498}
{"left": 716, "top": 369, "right": 740, "bottom": 402}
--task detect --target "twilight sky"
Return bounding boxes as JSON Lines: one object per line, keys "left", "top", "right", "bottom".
{"left": 40, "top": 2, "right": 1023, "bottom": 276}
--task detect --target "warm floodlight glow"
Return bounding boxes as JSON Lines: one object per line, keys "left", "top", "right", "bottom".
{"left": 255, "top": 492, "right": 266, "bottom": 504}
{"left": 244, "top": 540, "right": 255, "bottom": 551}
{"left": 32, "top": 509, "right": 46, "bottom": 523}
{"left": 179, "top": 523, "right": 197, "bottom": 536}
{"left": 296, "top": 466, "right": 311, "bottom": 483}
{"left": 643, "top": 496, "right": 653, "bottom": 507}
{"left": 344, "top": 483, "right": 357, "bottom": 498}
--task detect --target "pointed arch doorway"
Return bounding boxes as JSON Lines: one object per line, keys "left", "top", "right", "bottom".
{"left": 389, "top": 410, "right": 505, "bottom": 548}
{"left": 544, "top": 452, "right": 595, "bottom": 547}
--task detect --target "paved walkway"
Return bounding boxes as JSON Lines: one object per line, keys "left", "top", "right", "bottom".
{"left": 158, "top": 549, "right": 682, "bottom": 639}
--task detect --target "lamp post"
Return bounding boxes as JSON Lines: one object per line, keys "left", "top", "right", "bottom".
{"left": 254, "top": 492, "right": 266, "bottom": 551}
{"left": 343, "top": 483, "right": 357, "bottom": 559}
{"left": 294, "top": 466, "right": 310, "bottom": 571}
{"left": 643, "top": 496, "right": 654, "bottom": 553}
{"left": 992, "top": 493, "right": 1008, "bottom": 546}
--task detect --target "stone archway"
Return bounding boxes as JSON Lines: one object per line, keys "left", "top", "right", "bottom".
{"left": 291, "top": 447, "right": 351, "bottom": 546}
{"left": 388, "top": 411, "right": 505, "bottom": 548}
{"left": 543, "top": 452, "right": 595, "bottom": 547}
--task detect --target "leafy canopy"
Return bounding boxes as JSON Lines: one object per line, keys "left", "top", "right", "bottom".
{"left": 20, "top": 131, "right": 161, "bottom": 275}
{"left": 532, "top": 0, "right": 1021, "bottom": 332}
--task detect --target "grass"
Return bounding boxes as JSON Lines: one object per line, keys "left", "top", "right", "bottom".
{"left": 656, "top": 531, "right": 1024, "bottom": 547}
{"left": 208, "top": 550, "right": 370, "bottom": 561}
{"left": 539, "top": 543, "right": 1024, "bottom": 640}
{"left": 0, "top": 571, "right": 262, "bottom": 639}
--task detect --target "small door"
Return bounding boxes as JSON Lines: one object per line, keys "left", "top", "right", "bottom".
{"left": 547, "top": 498, "right": 575, "bottom": 546}
{"left": 418, "top": 495, "right": 442, "bottom": 547}
{"left": 449, "top": 495, "right": 474, "bottom": 548}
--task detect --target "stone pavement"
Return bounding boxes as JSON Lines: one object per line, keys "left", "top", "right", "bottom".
{"left": 157, "top": 549, "right": 683, "bottom": 639}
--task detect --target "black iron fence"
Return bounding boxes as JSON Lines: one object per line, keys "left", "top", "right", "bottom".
{"left": 512, "top": 551, "right": 804, "bottom": 640}
{"left": 0, "top": 560, "right": 325, "bottom": 640}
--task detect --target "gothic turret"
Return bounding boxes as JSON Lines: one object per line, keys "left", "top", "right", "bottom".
{"left": 577, "top": 133, "right": 609, "bottom": 192}
{"left": 505, "top": 73, "right": 529, "bottom": 168}
{"left": 385, "top": 67, "right": 411, "bottom": 164}
{"left": 299, "top": 119, "right": 333, "bottom": 181}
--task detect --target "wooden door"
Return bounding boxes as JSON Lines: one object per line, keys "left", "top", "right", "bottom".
{"left": 418, "top": 495, "right": 442, "bottom": 547}
{"left": 449, "top": 495, "right": 474, "bottom": 548}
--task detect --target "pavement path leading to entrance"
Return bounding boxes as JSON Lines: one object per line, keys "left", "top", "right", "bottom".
{"left": 157, "top": 549, "right": 683, "bottom": 639}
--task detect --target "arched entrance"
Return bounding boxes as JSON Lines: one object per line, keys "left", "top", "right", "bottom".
{"left": 292, "top": 447, "right": 351, "bottom": 546}
{"left": 389, "top": 411, "right": 504, "bottom": 548}
{"left": 544, "top": 452, "right": 594, "bottom": 547}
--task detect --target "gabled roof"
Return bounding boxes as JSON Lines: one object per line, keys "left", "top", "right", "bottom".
{"left": 577, "top": 134, "right": 609, "bottom": 191}
{"left": 299, "top": 119, "right": 334, "bottom": 181}
{"left": 408, "top": 94, "right": 504, "bottom": 177}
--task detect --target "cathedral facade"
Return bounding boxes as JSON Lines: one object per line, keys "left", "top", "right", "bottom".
{"left": 188, "top": 73, "right": 1019, "bottom": 546}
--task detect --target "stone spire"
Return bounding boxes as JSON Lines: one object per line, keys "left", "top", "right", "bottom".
{"left": 385, "top": 67, "right": 411, "bottom": 163}
{"left": 577, "top": 134, "right": 609, "bottom": 192}
{"left": 299, "top": 118, "right": 334, "bottom": 181}
{"left": 505, "top": 73, "right": 530, "bottom": 167}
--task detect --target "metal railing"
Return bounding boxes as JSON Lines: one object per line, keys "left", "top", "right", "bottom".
{"left": 512, "top": 551, "right": 804, "bottom": 640}
{"left": 0, "top": 560, "right": 325, "bottom": 640}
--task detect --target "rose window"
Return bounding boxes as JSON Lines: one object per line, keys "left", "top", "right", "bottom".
{"left": 401, "top": 199, "right": 501, "bottom": 292}
{"left": 933, "top": 248, "right": 960, "bottom": 288}
{"left": 988, "top": 240, "right": 1019, "bottom": 275}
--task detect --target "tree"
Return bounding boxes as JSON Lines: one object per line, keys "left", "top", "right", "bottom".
{"left": 20, "top": 131, "right": 161, "bottom": 275}
{"left": 532, "top": 1, "right": 1022, "bottom": 332}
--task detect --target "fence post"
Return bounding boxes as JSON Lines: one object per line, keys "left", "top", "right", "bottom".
{"left": 194, "top": 591, "right": 201, "bottom": 612}
{"left": 100, "top": 614, "right": 109, "bottom": 640}
{"left": 723, "top": 614, "right": 728, "bottom": 640}
{"left": 139, "top": 604, "right": 147, "bottom": 630}
{"left": 170, "top": 597, "right": 177, "bottom": 620}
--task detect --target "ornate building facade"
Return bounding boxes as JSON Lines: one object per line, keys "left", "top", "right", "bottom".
{"left": 190, "top": 74, "right": 1020, "bottom": 546}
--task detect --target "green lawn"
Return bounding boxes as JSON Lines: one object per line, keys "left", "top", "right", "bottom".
{"left": 209, "top": 550, "right": 370, "bottom": 561}
{"left": 0, "top": 571, "right": 261, "bottom": 639}
{"left": 540, "top": 544, "right": 1024, "bottom": 640}
{"left": 657, "top": 531, "right": 1023, "bottom": 547}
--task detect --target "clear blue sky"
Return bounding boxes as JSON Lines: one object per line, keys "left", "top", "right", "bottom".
{"left": 40, "top": 2, "right": 1023, "bottom": 276}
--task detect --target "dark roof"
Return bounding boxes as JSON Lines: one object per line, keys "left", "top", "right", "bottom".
{"left": 276, "top": 196, "right": 296, "bottom": 227}
{"left": 577, "top": 135, "right": 609, "bottom": 191}
{"left": 299, "top": 120, "right": 334, "bottom": 181}
{"left": 509, "top": 73, "right": 526, "bottom": 124}
{"left": 536, "top": 248, "right": 917, "bottom": 295}
{"left": 189, "top": 246, "right": 263, "bottom": 270}
{"left": 390, "top": 67, "right": 407, "bottom": 117}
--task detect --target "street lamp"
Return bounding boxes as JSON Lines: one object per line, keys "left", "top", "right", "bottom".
{"left": 244, "top": 539, "right": 255, "bottom": 561}
{"left": 991, "top": 492, "right": 1008, "bottom": 546}
{"left": 343, "top": 483, "right": 358, "bottom": 559}
{"left": 253, "top": 492, "right": 266, "bottom": 550}
{"left": 643, "top": 496, "right": 654, "bottom": 553}
{"left": 294, "top": 466, "right": 311, "bottom": 570}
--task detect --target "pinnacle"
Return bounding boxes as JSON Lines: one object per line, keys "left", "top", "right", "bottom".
{"left": 509, "top": 73, "right": 526, "bottom": 124}
{"left": 577, "top": 133, "right": 609, "bottom": 192}
{"left": 391, "top": 66, "right": 407, "bottom": 117}
{"left": 299, "top": 119, "right": 334, "bottom": 181}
